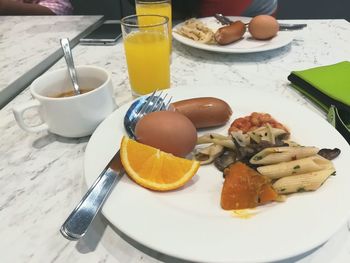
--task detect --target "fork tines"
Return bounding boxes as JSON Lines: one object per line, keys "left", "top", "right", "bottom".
{"left": 138, "top": 90, "right": 171, "bottom": 117}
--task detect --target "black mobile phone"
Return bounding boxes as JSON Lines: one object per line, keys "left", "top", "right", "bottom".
{"left": 80, "top": 21, "right": 122, "bottom": 45}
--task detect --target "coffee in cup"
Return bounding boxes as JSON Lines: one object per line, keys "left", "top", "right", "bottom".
{"left": 13, "top": 66, "right": 116, "bottom": 138}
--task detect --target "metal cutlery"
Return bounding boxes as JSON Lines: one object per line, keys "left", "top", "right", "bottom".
{"left": 214, "top": 13, "right": 234, "bottom": 26}
{"left": 214, "top": 13, "right": 307, "bottom": 30}
{"left": 60, "top": 90, "right": 171, "bottom": 240}
{"left": 278, "top": 23, "right": 308, "bottom": 31}
{"left": 124, "top": 91, "right": 172, "bottom": 140}
{"left": 60, "top": 38, "right": 81, "bottom": 95}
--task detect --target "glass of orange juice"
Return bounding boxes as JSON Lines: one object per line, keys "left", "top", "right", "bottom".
{"left": 121, "top": 15, "right": 170, "bottom": 96}
{"left": 135, "top": 0, "right": 172, "bottom": 51}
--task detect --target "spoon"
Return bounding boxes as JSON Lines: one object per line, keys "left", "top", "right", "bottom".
{"left": 60, "top": 38, "right": 81, "bottom": 95}
{"left": 60, "top": 91, "right": 171, "bottom": 240}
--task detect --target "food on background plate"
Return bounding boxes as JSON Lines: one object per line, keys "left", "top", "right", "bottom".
{"left": 214, "top": 21, "right": 246, "bottom": 45}
{"left": 171, "top": 97, "right": 232, "bottom": 128}
{"left": 175, "top": 15, "right": 280, "bottom": 46}
{"left": 248, "top": 15, "right": 279, "bottom": 40}
{"left": 135, "top": 111, "right": 197, "bottom": 157}
{"left": 175, "top": 18, "right": 215, "bottom": 44}
{"left": 120, "top": 136, "right": 200, "bottom": 191}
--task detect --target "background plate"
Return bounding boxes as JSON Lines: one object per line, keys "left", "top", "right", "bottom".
{"left": 84, "top": 86, "right": 350, "bottom": 263}
{"left": 173, "top": 16, "right": 294, "bottom": 53}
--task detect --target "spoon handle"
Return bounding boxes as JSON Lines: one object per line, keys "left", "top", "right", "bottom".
{"left": 278, "top": 23, "right": 307, "bottom": 30}
{"left": 60, "top": 38, "right": 81, "bottom": 95}
{"left": 60, "top": 152, "right": 123, "bottom": 240}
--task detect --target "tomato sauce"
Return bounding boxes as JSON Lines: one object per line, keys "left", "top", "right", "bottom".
{"left": 229, "top": 112, "right": 287, "bottom": 133}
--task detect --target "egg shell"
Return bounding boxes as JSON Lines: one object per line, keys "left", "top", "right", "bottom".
{"left": 135, "top": 111, "right": 197, "bottom": 157}
{"left": 248, "top": 15, "right": 279, "bottom": 40}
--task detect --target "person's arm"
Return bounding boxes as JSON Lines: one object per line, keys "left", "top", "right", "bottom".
{"left": 0, "top": 0, "right": 55, "bottom": 15}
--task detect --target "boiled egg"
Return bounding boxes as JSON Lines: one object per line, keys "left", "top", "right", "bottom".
{"left": 135, "top": 111, "right": 197, "bottom": 157}
{"left": 248, "top": 15, "right": 279, "bottom": 40}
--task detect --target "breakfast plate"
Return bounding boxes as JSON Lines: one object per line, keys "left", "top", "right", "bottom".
{"left": 84, "top": 86, "right": 350, "bottom": 263}
{"left": 173, "top": 16, "right": 294, "bottom": 53}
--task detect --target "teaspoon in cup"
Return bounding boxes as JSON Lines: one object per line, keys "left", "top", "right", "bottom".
{"left": 60, "top": 38, "right": 81, "bottom": 95}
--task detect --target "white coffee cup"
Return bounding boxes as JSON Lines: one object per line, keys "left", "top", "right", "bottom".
{"left": 13, "top": 66, "right": 116, "bottom": 138}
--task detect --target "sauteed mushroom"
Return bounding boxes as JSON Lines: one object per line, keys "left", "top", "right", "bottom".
{"left": 318, "top": 148, "right": 341, "bottom": 160}
{"left": 214, "top": 150, "right": 237, "bottom": 171}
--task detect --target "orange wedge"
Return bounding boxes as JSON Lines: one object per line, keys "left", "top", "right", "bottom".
{"left": 120, "top": 136, "right": 200, "bottom": 191}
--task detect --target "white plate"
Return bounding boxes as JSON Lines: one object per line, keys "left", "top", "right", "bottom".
{"left": 84, "top": 86, "right": 350, "bottom": 263}
{"left": 173, "top": 16, "right": 294, "bottom": 53}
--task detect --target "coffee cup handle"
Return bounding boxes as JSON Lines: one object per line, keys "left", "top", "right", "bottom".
{"left": 13, "top": 101, "right": 49, "bottom": 133}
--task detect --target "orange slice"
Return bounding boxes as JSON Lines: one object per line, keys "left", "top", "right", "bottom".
{"left": 120, "top": 136, "right": 200, "bottom": 191}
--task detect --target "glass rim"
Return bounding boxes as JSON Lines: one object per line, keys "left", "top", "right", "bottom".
{"left": 121, "top": 14, "right": 169, "bottom": 29}
{"left": 136, "top": 0, "right": 170, "bottom": 4}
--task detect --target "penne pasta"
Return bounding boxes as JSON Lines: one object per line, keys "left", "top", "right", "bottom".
{"left": 247, "top": 125, "right": 287, "bottom": 144}
{"left": 195, "top": 144, "right": 224, "bottom": 165}
{"left": 250, "top": 146, "right": 320, "bottom": 165}
{"left": 282, "top": 140, "right": 300, "bottom": 147}
{"left": 197, "top": 133, "right": 235, "bottom": 149}
{"left": 273, "top": 168, "right": 335, "bottom": 194}
{"left": 257, "top": 155, "right": 334, "bottom": 179}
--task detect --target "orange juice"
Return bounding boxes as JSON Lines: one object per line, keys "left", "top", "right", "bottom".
{"left": 136, "top": 1, "right": 172, "bottom": 49}
{"left": 123, "top": 31, "right": 170, "bottom": 95}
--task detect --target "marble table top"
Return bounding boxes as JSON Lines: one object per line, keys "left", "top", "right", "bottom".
{"left": 0, "top": 15, "right": 103, "bottom": 108}
{"left": 1, "top": 19, "right": 350, "bottom": 263}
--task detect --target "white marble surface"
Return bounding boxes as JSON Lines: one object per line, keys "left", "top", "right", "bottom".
{"left": 1, "top": 19, "right": 350, "bottom": 263}
{"left": 0, "top": 15, "right": 102, "bottom": 107}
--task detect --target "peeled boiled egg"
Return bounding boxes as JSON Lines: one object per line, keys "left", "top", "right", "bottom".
{"left": 248, "top": 15, "right": 279, "bottom": 40}
{"left": 135, "top": 111, "right": 197, "bottom": 157}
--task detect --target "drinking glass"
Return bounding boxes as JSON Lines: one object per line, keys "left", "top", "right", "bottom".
{"left": 121, "top": 15, "right": 170, "bottom": 95}
{"left": 135, "top": 0, "right": 172, "bottom": 50}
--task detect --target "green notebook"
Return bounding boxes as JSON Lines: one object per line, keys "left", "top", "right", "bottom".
{"left": 288, "top": 61, "right": 350, "bottom": 143}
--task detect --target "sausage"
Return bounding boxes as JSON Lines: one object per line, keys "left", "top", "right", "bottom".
{"left": 214, "top": 21, "right": 246, "bottom": 45}
{"left": 170, "top": 97, "right": 232, "bottom": 129}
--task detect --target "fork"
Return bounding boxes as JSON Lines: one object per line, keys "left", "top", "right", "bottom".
{"left": 124, "top": 90, "right": 172, "bottom": 140}
{"left": 60, "top": 90, "right": 172, "bottom": 240}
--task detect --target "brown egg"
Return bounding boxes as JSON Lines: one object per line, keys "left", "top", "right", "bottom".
{"left": 248, "top": 15, "right": 279, "bottom": 40}
{"left": 135, "top": 111, "right": 197, "bottom": 157}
